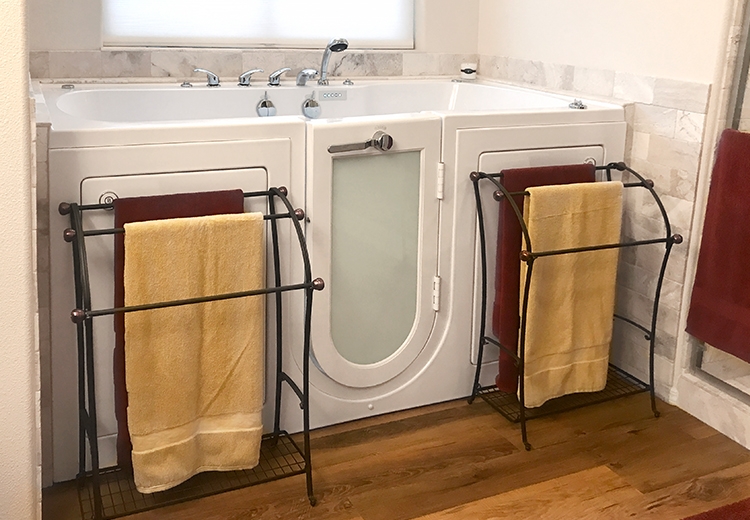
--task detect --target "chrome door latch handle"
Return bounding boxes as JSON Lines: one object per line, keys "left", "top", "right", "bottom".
{"left": 328, "top": 131, "right": 394, "bottom": 154}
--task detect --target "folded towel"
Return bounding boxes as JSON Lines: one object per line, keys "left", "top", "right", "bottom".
{"left": 124, "top": 212, "right": 265, "bottom": 493}
{"left": 520, "top": 181, "right": 622, "bottom": 408}
{"left": 687, "top": 129, "right": 750, "bottom": 363}
{"left": 492, "top": 165, "right": 596, "bottom": 393}
{"left": 113, "top": 190, "right": 245, "bottom": 468}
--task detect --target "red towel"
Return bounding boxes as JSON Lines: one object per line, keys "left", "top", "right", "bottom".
{"left": 113, "top": 190, "right": 246, "bottom": 469}
{"left": 687, "top": 129, "right": 750, "bottom": 364}
{"left": 492, "top": 164, "right": 596, "bottom": 393}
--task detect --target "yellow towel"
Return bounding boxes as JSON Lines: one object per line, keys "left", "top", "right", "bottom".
{"left": 124, "top": 213, "right": 265, "bottom": 493}
{"left": 520, "top": 181, "right": 622, "bottom": 408}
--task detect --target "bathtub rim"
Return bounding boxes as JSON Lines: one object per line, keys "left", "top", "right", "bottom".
{"left": 34, "top": 77, "right": 627, "bottom": 150}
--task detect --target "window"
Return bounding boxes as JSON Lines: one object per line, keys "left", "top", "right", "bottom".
{"left": 102, "top": 0, "right": 414, "bottom": 49}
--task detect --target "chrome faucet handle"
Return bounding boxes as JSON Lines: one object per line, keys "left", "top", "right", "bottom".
{"left": 296, "top": 68, "right": 319, "bottom": 87}
{"left": 194, "top": 68, "right": 220, "bottom": 87}
{"left": 268, "top": 67, "right": 291, "bottom": 87}
{"left": 238, "top": 68, "right": 263, "bottom": 87}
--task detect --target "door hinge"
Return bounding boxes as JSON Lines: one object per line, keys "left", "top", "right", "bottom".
{"left": 432, "top": 276, "right": 441, "bottom": 312}
{"left": 437, "top": 162, "right": 445, "bottom": 200}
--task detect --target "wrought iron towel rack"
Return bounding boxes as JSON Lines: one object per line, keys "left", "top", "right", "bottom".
{"left": 59, "top": 186, "right": 323, "bottom": 520}
{"left": 467, "top": 162, "right": 683, "bottom": 451}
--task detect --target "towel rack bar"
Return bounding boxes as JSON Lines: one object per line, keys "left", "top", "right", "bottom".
{"left": 72, "top": 280, "right": 324, "bottom": 323}
{"left": 483, "top": 336, "right": 520, "bottom": 363}
{"left": 472, "top": 162, "right": 627, "bottom": 182}
{"left": 76, "top": 211, "right": 302, "bottom": 239}
{"left": 597, "top": 162, "right": 627, "bottom": 171}
{"left": 489, "top": 181, "right": 653, "bottom": 201}
{"left": 64, "top": 189, "right": 286, "bottom": 214}
{"left": 613, "top": 314, "right": 652, "bottom": 339}
{"left": 525, "top": 237, "right": 670, "bottom": 259}
{"left": 281, "top": 373, "right": 305, "bottom": 404}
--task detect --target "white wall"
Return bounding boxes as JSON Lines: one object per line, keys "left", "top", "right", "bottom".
{"left": 28, "top": 0, "right": 100, "bottom": 51}
{"left": 478, "top": 0, "right": 730, "bottom": 83}
{"left": 416, "top": 0, "right": 478, "bottom": 53}
{"left": 28, "top": 0, "right": 480, "bottom": 53}
{"left": 0, "top": 0, "right": 40, "bottom": 518}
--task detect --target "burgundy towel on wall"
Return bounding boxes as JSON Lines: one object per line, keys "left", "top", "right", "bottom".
{"left": 687, "top": 128, "right": 750, "bottom": 364}
{"left": 492, "top": 164, "right": 597, "bottom": 393}
{"left": 113, "top": 189, "right": 246, "bottom": 468}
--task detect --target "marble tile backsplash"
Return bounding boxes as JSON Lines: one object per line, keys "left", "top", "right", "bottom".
{"left": 29, "top": 49, "right": 477, "bottom": 80}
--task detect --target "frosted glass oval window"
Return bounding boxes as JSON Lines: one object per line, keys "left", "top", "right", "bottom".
{"left": 330, "top": 151, "right": 421, "bottom": 365}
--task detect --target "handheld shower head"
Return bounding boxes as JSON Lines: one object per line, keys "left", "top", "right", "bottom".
{"left": 319, "top": 38, "right": 349, "bottom": 85}
{"left": 327, "top": 38, "right": 349, "bottom": 53}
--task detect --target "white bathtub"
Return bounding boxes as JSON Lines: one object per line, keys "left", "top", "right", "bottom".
{"left": 39, "top": 78, "right": 627, "bottom": 482}
{"left": 41, "top": 79, "right": 623, "bottom": 147}
{"left": 47, "top": 79, "right": 594, "bottom": 121}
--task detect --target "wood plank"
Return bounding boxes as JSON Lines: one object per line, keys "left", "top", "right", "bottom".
{"left": 343, "top": 426, "right": 604, "bottom": 520}
{"left": 42, "top": 480, "right": 81, "bottom": 520}
{"left": 615, "top": 460, "right": 750, "bottom": 519}
{"left": 412, "top": 465, "right": 643, "bottom": 520}
{"left": 309, "top": 400, "right": 508, "bottom": 469}
{"left": 345, "top": 398, "right": 705, "bottom": 520}
{"left": 495, "top": 393, "right": 681, "bottom": 452}
{"left": 122, "top": 403, "right": 514, "bottom": 520}
{"left": 125, "top": 474, "right": 364, "bottom": 520}
{"left": 679, "top": 414, "right": 721, "bottom": 440}
{"left": 592, "top": 419, "right": 750, "bottom": 493}
{"left": 39, "top": 394, "right": 750, "bottom": 520}
{"left": 307, "top": 399, "right": 471, "bottom": 442}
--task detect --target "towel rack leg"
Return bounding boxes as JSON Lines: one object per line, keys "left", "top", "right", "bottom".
{"left": 268, "top": 194, "right": 285, "bottom": 443}
{"left": 303, "top": 286, "right": 316, "bottom": 506}
{"left": 469, "top": 176, "right": 490, "bottom": 404}
{"left": 518, "top": 258, "right": 534, "bottom": 451}
{"left": 648, "top": 238, "right": 675, "bottom": 418}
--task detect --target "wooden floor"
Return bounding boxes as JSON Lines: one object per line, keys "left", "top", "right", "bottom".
{"left": 43, "top": 394, "right": 750, "bottom": 520}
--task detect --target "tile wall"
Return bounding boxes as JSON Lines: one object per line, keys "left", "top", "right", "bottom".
{"left": 28, "top": 50, "right": 478, "bottom": 81}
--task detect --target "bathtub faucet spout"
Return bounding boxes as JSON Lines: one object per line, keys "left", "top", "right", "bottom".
{"left": 296, "top": 69, "right": 319, "bottom": 87}
{"left": 318, "top": 38, "right": 348, "bottom": 86}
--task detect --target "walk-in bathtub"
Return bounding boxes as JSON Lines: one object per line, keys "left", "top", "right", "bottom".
{"left": 39, "top": 79, "right": 626, "bottom": 481}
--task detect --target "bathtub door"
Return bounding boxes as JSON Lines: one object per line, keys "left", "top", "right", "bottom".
{"left": 306, "top": 115, "right": 442, "bottom": 388}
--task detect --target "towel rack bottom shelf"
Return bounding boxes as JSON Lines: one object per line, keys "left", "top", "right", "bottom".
{"left": 77, "top": 431, "right": 306, "bottom": 520}
{"left": 478, "top": 365, "right": 648, "bottom": 424}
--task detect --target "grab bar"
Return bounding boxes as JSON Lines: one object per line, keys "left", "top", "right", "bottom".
{"left": 328, "top": 131, "right": 394, "bottom": 154}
